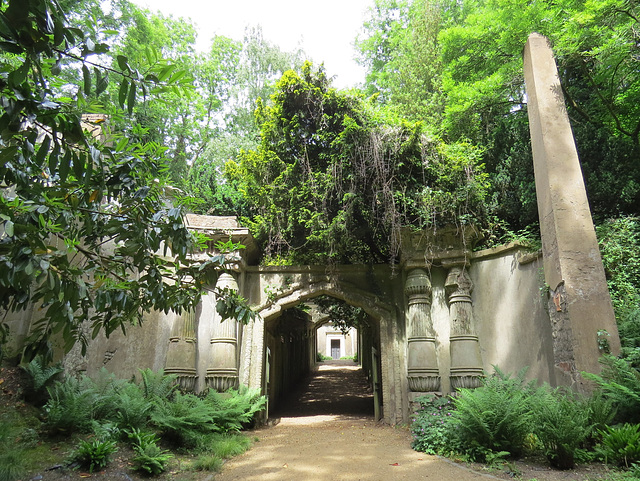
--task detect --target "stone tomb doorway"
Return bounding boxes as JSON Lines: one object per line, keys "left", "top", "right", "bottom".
{"left": 262, "top": 296, "right": 381, "bottom": 421}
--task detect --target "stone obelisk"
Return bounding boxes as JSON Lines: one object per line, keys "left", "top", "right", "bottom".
{"left": 523, "top": 33, "right": 620, "bottom": 388}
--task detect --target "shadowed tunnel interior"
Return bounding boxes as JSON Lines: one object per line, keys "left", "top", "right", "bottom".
{"left": 269, "top": 360, "right": 374, "bottom": 418}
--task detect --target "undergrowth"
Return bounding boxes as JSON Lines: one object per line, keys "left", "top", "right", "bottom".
{"left": 411, "top": 362, "right": 640, "bottom": 476}
{"left": 0, "top": 364, "right": 264, "bottom": 480}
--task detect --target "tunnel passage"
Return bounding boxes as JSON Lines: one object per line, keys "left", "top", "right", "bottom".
{"left": 263, "top": 300, "right": 382, "bottom": 420}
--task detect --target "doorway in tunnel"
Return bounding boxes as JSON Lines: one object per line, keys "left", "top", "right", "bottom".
{"left": 263, "top": 295, "right": 382, "bottom": 421}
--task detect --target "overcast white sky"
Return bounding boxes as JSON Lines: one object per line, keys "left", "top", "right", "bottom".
{"left": 130, "top": 0, "right": 373, "bottom": 88}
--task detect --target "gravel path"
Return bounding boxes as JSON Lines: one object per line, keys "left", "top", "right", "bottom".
{"left": 214, "top": 361, "right": 499, "bottom": 481}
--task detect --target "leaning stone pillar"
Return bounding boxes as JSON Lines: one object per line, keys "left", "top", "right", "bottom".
{"left": 523, "top": 33, "right": 620, "bottom": 386}
{"left": 405, "top": 268, "right": 440, "bottom": 392}
{"left": 206, "top": 273, "right": 240, "bottom": 391}
{"left": 165, "top": 308, "right": 197, "bottom": 391}
{"left": 445, "top": 266, "right": 483, "bottom": 390}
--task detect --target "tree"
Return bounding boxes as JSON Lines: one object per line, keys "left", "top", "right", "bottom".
{"left": 184, "top": 26, "right": 304, "bottom": 217}
{"left": 0, "top": 0, "right": 254, "bottom": 360}
{"left": 358, "top": 0, "right": 640, "bottom": 230}
{"left": 227, "top": 62, "right": 490, "bottom": 265}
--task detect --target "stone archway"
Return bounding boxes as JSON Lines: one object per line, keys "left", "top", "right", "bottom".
{"left": 239, "top": 268, "right": 406, "bottom": 424}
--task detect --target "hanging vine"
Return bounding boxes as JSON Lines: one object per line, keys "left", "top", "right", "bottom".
{"left": 226, "top": 62, "right": 490, "bottom": 265}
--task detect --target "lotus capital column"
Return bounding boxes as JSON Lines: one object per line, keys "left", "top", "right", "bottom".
{"left": 405, "top": 268, "right": 440, "bottom": 392}
{"left": 445, "top": 265, "right": 483, "bottom": 389}
{"left": 206, "top": 272, "right": 240, "bottom": 391}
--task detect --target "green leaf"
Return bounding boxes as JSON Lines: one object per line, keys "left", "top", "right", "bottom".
{"left": 73, "top": 152, "right": 85, "bottom": 180}
{"left": 82, "top": 64, "right": 91, "bottom": 96}
{"left": 127, "top": 80, "right": 136, "bottom": 115}
{"left": 95, "top": 68, "right": 108, "bottom": 96}
{"left": 59, "top": 150, "right": 71, "bottom": 183}
{"left": 4, "top": 220, "right": 14, "bottom": 237}
{"left": 48, "top": 141, "right": 60, "bottom": 172}
{"left": 118, "top": 78, "right": 129, "bottom": 107}
{"left": 117, "top": 55, "right": 130, "bottom": 73}
{"left": 35, "top": 135, "right": 51, "bottom": 167}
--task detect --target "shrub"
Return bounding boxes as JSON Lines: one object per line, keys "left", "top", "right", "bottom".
{"left": 20, "top": 355, "right": 63, "bottom": 405}
{"left": 203, "top": 387, "right": 266, "bottom": 433}
{"left": 599, "top": 423, "right": 640, "bottom": 468}
{"left": 127, "top": 431, "right": 172, "bottom": 476}
{"left": 533, "top": 389, "right": 591, "bottom": 469}
{"left": 411, "top": 396, "right": 458, "bottom": 456}
{"left": 113, "top": 382, "right": 152, "bottom": 431}
{"left": 450, "top": 367, "right": 537, "bottom": 460}
{"left": 43, "top": 376, "right": 99, "bottom": 434}
{"left": 584, "top": 356, "right": 640, "bottom": 424}
{"left": 73, "top": 439, "right": 118, "bottom": 473}
{"left": 317, "top": 352, "right": 332, "bottom": 361}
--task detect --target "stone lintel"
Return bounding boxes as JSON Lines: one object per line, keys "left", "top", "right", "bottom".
{"left": 523, "top": 33, "right": 620, "bottom": 379}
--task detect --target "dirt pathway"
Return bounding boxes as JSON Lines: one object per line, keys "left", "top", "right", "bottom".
{"left": 214, "top": 361, "right": 498, "bottom": 481}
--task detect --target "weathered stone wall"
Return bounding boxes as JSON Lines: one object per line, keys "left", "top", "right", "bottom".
{"left": 1, "top": 238, "right": 604, "bottom": 424}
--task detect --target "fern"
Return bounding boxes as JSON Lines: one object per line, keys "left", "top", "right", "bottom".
{"left": 533, "top": 389, "right": 591, "bottom": 469}
{"left": 150, "top": 392, "right": 218, "bottom": 446}
{"left": 584, "top": 355, "right": 640, "bottom": 423}
{"left": 139, "top": 368, "right": 177, "bottom": 400}
{"left": 451, "top": 367, "right": 538, "bottom": 460}
{"left": 20, "top": 355, "right": 63, "bottom": 404}
{"left": 599, "top": 423, "right": 640, "bottom": 467}
{"left": 114, "top": 383, "right": 152, "bottom": 431}
{"left": 204, "top": 386, "right": 266, "bottom": 433}
{"left": 43, "top": 376, "right": 99, "bottom": 434}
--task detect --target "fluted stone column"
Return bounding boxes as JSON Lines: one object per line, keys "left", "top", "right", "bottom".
{"left": 206, "top": 273, "right": 239, "bottom": 391}
{"left": 405, "top": 269, "right": 440, "bottom": 392}
{"left": 446, "top": 266, "right": 483, "bottom": 390}
{"left": 165, "top": 308, "right": 197, "bottom": 391}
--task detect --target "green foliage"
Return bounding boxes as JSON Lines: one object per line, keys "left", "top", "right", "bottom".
{"left": 131, "top": 441, "right": 173, "bottom": 476}
{"left": 73, "top": 438, "right": 118, "bottom": 473}
{"left": 597, "top": 217, "right": 640, "bottom": 365}
{"left": 316, "top": 296, "right": 369, "bottom": 333}
{"left": 450, "top": 367, "right": 537, "bottom": 460}
{"left": 317, "top": 352, "right": 332, "bottom": 361}
{"left": 208, "top": 433, "right": 252, "bottom": 459}
{"left": 203, "top": 386, "right": 266, "bottom": 433}
{"left": 532, "top": 390, "right": 591, "bottom": 469}
{"left": 189, "top": 454, "right": 224, "bottom": 472}
{"left": 0, "top": 418, "right": 30, "bottom": 481}
{"left": 411, "top": 396, "right": 458, "bottom": 456}
{"left": 0, "top": 0, "right": 256, "bottom": 361}
{"left": 113, "top": 382, "right": 151, "bottom": 431}
{"left": 599, "top": 424, "right": 640, "bottom": 468}
{"left": 151, "top": 392, "right": 219, "bottom": 446}
{"left": 584, "top": 356, "right": 640, "bottom": 424}
{"left": 126, "top": 429, "right": 172, "bottom": 476}
{"left": 43, "top": 376, "right": 99, "bottom": 435}
{"left": 230, "top": 62, "right": 490, "bottom": 264}
{"left": 358, "top": 0, "right": 640, "bottom": 231}
{"left": 139, "top": 368, "right": 178, "bottom": 400}
{"left": 20, "top": 355, "right": 63, "bottom": 405}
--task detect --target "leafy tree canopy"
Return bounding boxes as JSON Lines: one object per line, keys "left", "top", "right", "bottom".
{"left": 0, "top": 0, "right": 254, "bottom": 360}
{"left": 227, "top": 62, "right": 490, "bottom": 265}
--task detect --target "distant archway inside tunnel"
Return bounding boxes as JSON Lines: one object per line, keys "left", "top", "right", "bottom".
{"left": 260, "top": 291, "right": 383, "bottom": 422}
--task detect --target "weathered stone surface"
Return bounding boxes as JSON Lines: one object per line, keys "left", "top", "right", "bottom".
{"left": 405, "top": 269, "right": 440, "bottom": 392}
{"left": 523, "top": 33, "right": 620, "bottom": 387}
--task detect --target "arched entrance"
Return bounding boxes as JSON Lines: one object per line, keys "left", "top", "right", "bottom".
{"left": 258, "top": 290, "right": 383, "bottom": 421}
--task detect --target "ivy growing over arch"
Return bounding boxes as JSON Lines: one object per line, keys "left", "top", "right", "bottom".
{"left": 227, "top": 62, "right": 491, "bottom": 265}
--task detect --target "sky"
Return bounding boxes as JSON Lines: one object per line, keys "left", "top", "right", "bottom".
{"left": 130, "top": 0, "right": 374, "bottom": 89}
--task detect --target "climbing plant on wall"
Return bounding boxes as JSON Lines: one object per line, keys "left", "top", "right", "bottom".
{"left": 227, "top": 62, "right": 490, "bottom": 265}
